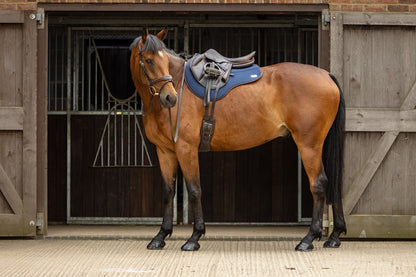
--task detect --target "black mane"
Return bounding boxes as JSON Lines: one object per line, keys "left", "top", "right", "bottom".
{"left": 129, "top": 34, "right": 166, "bottom": 53}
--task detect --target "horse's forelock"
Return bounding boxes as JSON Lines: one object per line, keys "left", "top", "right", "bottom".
{"left": 129, "top": 34, "right": 165, "bottom": 53}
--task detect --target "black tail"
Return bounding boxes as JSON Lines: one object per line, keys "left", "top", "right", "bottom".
{"left": 323, "top": 74, "right": 345, "bottom": 205}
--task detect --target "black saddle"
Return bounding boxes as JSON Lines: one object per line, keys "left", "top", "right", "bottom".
{"left": 189, "top": 49, "right": 256, "bottom": 152}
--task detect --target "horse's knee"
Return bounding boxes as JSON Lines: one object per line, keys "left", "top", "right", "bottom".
{"left": 162, "top": 184, "right": 175, "bottom": 203}
{"left": 187, "top": 185, "right": 202, "bottom": 202}
{"left": 310, "top": 173, "right": 327, "bottom": 199}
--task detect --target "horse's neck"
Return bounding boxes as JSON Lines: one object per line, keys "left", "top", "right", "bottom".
{"left": 168, "top": 54, "right": 185, "bottom": 87}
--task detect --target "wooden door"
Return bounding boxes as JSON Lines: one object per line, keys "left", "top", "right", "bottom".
{"left": 0, "top": 11, "right": 37, "bottom": 236}
{"left": 331, "top": 13, "right": 416, "bottom": 238}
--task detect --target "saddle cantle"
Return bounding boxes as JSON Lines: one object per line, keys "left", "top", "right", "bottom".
{"left": 185, "top": 49, "right": 262, "bottom": 152}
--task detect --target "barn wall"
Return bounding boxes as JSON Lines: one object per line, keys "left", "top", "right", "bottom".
{"left": 3, "top": 0, "right": 416, "bottom": 13}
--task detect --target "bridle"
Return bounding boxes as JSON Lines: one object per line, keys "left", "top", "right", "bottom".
{"left": 137, "top": 43, "right": 186, "bottom": 143}
{"left": 138, "top": 44, "right": 174, "bottom": 117}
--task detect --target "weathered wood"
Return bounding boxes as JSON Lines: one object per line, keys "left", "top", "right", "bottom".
{"left": 346, "top": 109, "right": 416, "bottom": 132}
{"left": 330, "top": 13, "right": 343, "bottom": 89}
{"left": 21, "top": 11, "right": 37, "bottom": 234}
{"left": 343, "top": 13, "right": 416, "bottom": 27}
{"left": 0, "top": 164, "right": 23, "bottom": 215}
{"left": 0, "top": 10, "right": 24, "bottom": 24}
{"left": 343, "top": 131, "right": 399, "bottom": 215}
{"left": 401, "top": 79, "right": 416, "bottom": 111}
{"left": 0, "top": 108, "right": 24, "bottom": 130}
{"left": 37, "top": 15, "right": 48, "bottom": 235}
{"left": 344, "top": 215, "right": 416, "bottom": 238}
{"left": 0, "top": 11, "right": 37, "bottom": 237}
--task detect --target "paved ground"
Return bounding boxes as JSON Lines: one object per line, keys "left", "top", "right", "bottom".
{"left": 1, "top": 226, "right": 415, "bottom": 276}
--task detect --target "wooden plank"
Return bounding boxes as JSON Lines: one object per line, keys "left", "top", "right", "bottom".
{"left": 21, "top": 11, "right": 37, "bottom": 232}
{"left": 343, "top": 131, "right": 399, "bottom": 215}
{"left": 346, "top": 109, "right": 416, "bottom": 132}
{"left": 40, "top": 3, "right": 328, "bottom": 13}
{"left": 0, "top": 108, "right": 24, "bottom": 130}
{"left": 330, "top": 13, "right": 343, "bottom": 89}
{"left": 0, "top": 10, "right": 24, "bottom": 24}
{"left": 343, "top": 13, "right": 416, "bottom": 26}
{"left": 344, "top": 215, "right": 416, "bottom": 238}
{"left": 401, "top": 79, "right": 416, "bottom": 111}
{"left": 0, "top": 164, "right": 23, "bottom": 215}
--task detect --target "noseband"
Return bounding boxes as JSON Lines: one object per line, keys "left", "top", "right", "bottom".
{"left": 138, "top": 46, "right": 174, "bottom": 116}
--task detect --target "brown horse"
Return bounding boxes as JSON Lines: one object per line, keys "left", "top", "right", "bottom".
{"left": 130, "top": 28, "right": 346, "bottom": 251}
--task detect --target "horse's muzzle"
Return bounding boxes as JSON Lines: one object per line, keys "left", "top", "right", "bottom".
{"left": 160, "top": 92, "right": 177, "bottom": 108}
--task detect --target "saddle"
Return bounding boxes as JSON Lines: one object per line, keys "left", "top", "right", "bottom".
{"left": 190, "top": 49, "right": 256, "bottom": 107}
{"left": 188, "top": 49, "right": 259, "bottom": 152}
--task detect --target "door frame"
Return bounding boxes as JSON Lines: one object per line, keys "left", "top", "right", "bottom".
{"left": 38, "top": 3, "right": 330, "bottom": 230}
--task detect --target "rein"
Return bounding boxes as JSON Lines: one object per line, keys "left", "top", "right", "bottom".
{"left": 168, "top": 61, "right": 187, "bottom": 143}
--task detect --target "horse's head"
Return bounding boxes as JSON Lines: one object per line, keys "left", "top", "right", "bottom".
{"left": 130, "top": 28, "right": 177, "bottom": 109}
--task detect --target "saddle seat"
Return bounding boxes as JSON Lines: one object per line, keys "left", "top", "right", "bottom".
{"left": 202, "top": 49, "right": 256, "bottom": 68}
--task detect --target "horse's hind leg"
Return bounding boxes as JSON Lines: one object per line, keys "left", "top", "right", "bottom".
{"left": 324, "top": 198, "right": 347, "bottom": 248}
{"left": 294, "top": 144, "right": 327, "bottom": 251}
{"left": 147, "top": 147, "right": 178, "bottom": 250}
{"left": 176, "top": 147, "right": 205, "bottom": 251}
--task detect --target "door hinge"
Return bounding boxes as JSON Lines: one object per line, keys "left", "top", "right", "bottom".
{"left": 36, "top": 212, "right": 45, "bottom": 235}
{"left": 322, "top": 9, "right": 330, "bottom": 31}
{"left": 36, "top": 8, "right": 45, "bottom": 29}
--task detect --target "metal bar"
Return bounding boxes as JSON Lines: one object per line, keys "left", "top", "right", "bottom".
{"left": 190, "top": 23, "right": 295, "bottom": 28}
{"left": 135, "top": 117, "right": 152, "bottom": 166}
{"left": 121, "top": 106, "right": 124, "bottom": 166}
{"left": 114, "top": 104, "right": 117, "bottom": 165}
{"left": 298, "top": 152, "right": 302, "bottom": 222}
{"left": 73, "top": 32, "right": 79, "bottom": 111}
{"left": 107, "top": 99, "right": 110, "bottom": 166}
{"left": 81, "top": 31, "right": 85, "bottom": 111}
{"left": 88, "top": 36, "right": 91, "bottom": 112}
{"left": 61, "top": 31, "right": 65, "bottom": 111}
{"left": 127, "top": 105, "right": 131, "bottom": 166}
{"left": 67, "top": 217, "right": 163, "bottom": 225}
{"left": 183, "top": 177, "right": 188, "bottom": 225}
{"left": 66, "top": 27, "right": 72, "bottom": 222}
{"left": 48, "top": 31, "right": 51, "bottom": 111}
{"left": 54, "top": 31, "right": 58, "bottom": 111}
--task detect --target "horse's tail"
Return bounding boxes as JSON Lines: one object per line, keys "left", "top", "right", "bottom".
{"left": 323, "top": 74, "right": 346, "bottom": 205}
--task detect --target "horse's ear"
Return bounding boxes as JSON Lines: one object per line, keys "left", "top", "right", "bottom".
{"left": 156, "top": 27, "right": 168, "bottom": 41}
{"left": 142, "top": 28, "right": 149, "bottom": 44}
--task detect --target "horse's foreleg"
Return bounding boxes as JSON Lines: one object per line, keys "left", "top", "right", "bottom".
{"left": 177, "top": 147, "right": 205, "bottom": 251}
{"left": 147, "top": 147, "right": 178, "bottom": 250}
{"left": 294, "top": 145, "right": 327, "bottom": 252}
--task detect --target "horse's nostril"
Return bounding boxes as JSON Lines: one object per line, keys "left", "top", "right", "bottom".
{"left": 166, "top": 94, "right": 177, "bottom": 106}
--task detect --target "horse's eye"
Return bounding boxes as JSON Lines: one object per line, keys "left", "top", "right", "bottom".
{"left": 146, "top": 59, "right": 153, "bottom": 65}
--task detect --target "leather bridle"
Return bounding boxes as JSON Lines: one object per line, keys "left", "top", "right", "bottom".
{"left": 137, "top": 44, "right": 186, "bottom": 143}
{"left": 138, "top": 45, "right": 174, "bottom": 117}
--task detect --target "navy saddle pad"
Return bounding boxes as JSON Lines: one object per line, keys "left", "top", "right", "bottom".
{"left": 185, "top": 57, "right": 262, "bottom": 101}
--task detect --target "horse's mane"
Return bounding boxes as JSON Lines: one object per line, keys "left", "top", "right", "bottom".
{"left": 130, "top": 35, "right": 192, "bottom": 60}
{"left": 129, "top": 34, "right": 166, "bottom": 53}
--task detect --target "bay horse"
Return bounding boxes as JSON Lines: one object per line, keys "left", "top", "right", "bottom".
{"left": 130, "top": 28, "right": 346, "bottom": 251}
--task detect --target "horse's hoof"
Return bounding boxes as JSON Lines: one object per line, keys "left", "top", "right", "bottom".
{"left": 323, "top": 238, "right": 341, "bottom": 248}
{"left": 181, "top": 240, "right": 200, "bottom": 251}
{"left": 147, "top": 239, "right": 166, "bottom": 250}
{"left": 295, "top": 241, "right": 314, "bottom": 252}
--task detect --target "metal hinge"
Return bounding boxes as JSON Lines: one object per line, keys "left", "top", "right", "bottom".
{"left": 322, "top": 9, "right": 330, "bottom": 31}
{"left": 36, "top": 212, "right": 45, "bottom": 235}
{"left": 36, "top": 8, "right": 45, "bottom": 29}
